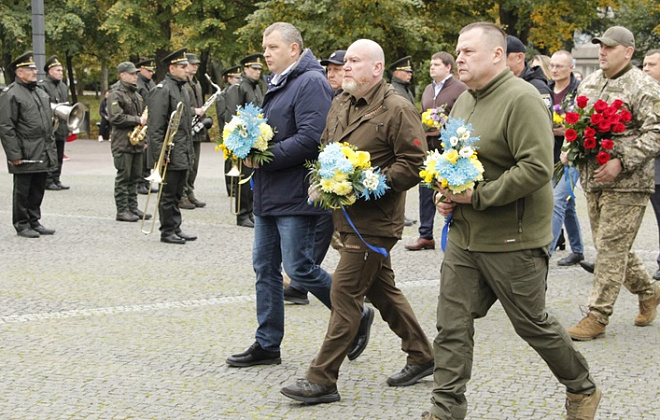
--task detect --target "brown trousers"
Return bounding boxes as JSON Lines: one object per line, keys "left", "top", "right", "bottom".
{"left": 306, "top": 233, "right": 434, "bottom": 386}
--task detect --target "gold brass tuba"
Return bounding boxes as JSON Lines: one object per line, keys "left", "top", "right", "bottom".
{"left": 129, "top": 106, "right": 148, "bottom": 146}
{"left": 141, "top": 101, "right": 185, "bottom": 234}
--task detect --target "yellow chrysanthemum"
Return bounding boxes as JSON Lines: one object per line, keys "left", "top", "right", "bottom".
{"left": 320, "top": 178, "right": 335, "bottom": 193}
{"left": 259, "top": 123, "right": 274, "bottom": 142}
{"left": 333, "top": 169, "right": 349, "bottom": 182}
{"left": 553, "top": 112, "right": 564, "bottom": 125}
{"left": 419, "top": 169, "right": 435, "bottom": 184}
{"left": 443, "top": 149, "right": 459, "bottom": 165}
{"left": 440, "top": 179, "right": 448, "bottom": 188}
{"left": 332, "top": 180, "right": 353, "bottom": 196}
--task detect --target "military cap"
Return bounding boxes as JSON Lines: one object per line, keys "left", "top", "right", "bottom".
{"left": 137, "top": 58, "right": 156, "bottom": 71}
{"left": 186, "top": 53, "right": 201, "bottom": 64}
{"left": 44, "top": 55, "right": 63, "bottom": 72}
{"left": 162, "top": 48, "right": 188, "bottom": 66}
{"left": 240, "top": 54, "right": 264, "bottom": 69}
{"left": 222, "top": 66, "right": 242, "bottom": 78}
{"left": 389, "top": 56, "right": 413, "bottom": 73}
{"left": 117, "top": 61, "right": 139, "bottom": 74}
{"left": 506, "top": 35, "right": 526, "bottom": 54}
{"left": 321, "top": 50, "right": 346, "bottom": 66}
{"left": 9, "top": 51, "right": 37, "bottom": 72}
{"left": 592, "top": 26, "right": 635, "bottom": 48}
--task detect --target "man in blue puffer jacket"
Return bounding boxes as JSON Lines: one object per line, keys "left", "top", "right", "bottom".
{"left": 226, "top": 22, "right": 373, "bottom": 368}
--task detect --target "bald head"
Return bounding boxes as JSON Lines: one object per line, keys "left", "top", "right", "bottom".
{"left": 342, "top": 39, "right": 385, "bottom": 97}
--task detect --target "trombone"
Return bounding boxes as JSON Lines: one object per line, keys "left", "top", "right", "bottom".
{"left": 141, "top": 101, "right": 185, "bottom": 234}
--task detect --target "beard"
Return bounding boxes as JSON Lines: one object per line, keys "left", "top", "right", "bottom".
{"left": 342, "top": 77, "right": 369, "bottom": 96}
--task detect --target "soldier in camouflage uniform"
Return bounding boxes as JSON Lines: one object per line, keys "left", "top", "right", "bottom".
{"left": 566, "top": 26, "right": 660, "bottom": 341}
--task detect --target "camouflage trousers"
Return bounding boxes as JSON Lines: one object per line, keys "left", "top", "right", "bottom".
{"left": 585, "top": 190, "right": 656, "bottom": 324}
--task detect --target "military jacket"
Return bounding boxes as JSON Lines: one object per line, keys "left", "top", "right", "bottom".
{"left": 107, "top": 81, "right": 144, "bottom": 155}
{"left": 577, "top": 65, "right": 660, "bottom": 193}
{"left": 136, "top": 73, "right": 156, "bottom": 103}
{"left": 146, "top": 73, "right": 193, "bottom": 171}
{"left": 224, "top": 75, "right": 264, "bottom": 122}
{"left": 390, "top": 76, "right": 415, "bottom": 104}
{"left": 216, "top": 82, "right": 240, "bottom": 135}
{"left": 323, "top": 79, "right": 427, "bottom": 239}
{"left": 183, "top": 76, "right": 206, "bottom": 142}
{"left": 38, "top": 76, "right": 70, "bottom": 140}
{"left": 0, "top": 78, "right": 57, "bottom": 174}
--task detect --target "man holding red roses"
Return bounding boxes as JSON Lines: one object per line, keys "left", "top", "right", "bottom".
{"left": 564, "top": 26, "right": 660, "bottom": 341}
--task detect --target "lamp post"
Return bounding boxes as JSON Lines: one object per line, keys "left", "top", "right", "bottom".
{"left": 31, "top": 0, "right": 46, "bottom": 79}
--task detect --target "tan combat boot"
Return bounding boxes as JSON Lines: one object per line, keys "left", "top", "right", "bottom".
{"left": 567, "top": 312, "right": 606, "bottom": 341}
{"left": 565, "top": 388, "right": 602, "bottom": 420}
{"left": 634, "top": 282, "right": 660, "bottom": 326}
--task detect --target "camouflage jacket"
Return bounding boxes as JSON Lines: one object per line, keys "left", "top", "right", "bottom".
{"left": 577, "top": 64, "right": 660, "bottom": 193}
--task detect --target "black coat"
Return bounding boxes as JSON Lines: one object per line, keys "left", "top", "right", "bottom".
{"left": 38, "top": 76, "right": 69, "bottom": 140}
{"left": 0, "top": 78, "right": 57, "bottom": 174}
{"left": 146, "top": 73, "right": 193, "bottom": 171}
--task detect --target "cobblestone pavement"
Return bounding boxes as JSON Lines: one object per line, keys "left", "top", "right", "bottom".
{"left": 0, "top": 140, "right": 659, "bottom": 419}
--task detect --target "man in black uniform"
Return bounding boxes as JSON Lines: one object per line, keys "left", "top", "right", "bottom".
{"left": 217, "top": 65, "right": 242, "bottom": 197}
{"left": 389, "top": 55, "right": 417, "bottom": 227}
{"left": 39, "top": 55, "right": 70, "bottom": 191}
{"left": 223, "top": 54, "right": 265, "bottom": 227}
{"left": 180, "top": 52, "right": 207, "bottom": 210}
{"left": 146, "top": 48, "right": 196, "bottom": 244}
{"left": 389, "top": 56, "right": 415, "bottom": 103}
{"left": 0, "top": 52, "right": 57, "bottom": 238}
{"left": 136, "top": 58, "right": 156, "bottom": 195}
{"left": 107, "top": 61, "right": 151, "bottom": 223}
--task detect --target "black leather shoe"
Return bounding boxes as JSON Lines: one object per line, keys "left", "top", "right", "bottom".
{"left": 116, "top": 211, "right": 139, "bottom": 222}
{"left": 45, "top": 183, "right": 61, "bottom": 191}
{"left": 55, "top": 181, "right": 69, "bottom": 190}
{"left": 284, "top": 286, "right": 310, "bottom": 305}
{"left": 131, "top": 209, "right": 152, "bottom": 220}
{"left": 280, "top": 379, "right": 340, "bottom": 404}
{"left": 32, "top": 225, "right": 55, "bottom": 235}
{"left": 17, "top": 228, "right": 40, "bottom": 238}
{"left": 347, "top": 306, "right": 374, "bottom": 361}
{"left": 226, "top": 342, "right": 281, "bottom": 367}
{"left": 654, "top": 270, "right": 660, "bottom": 281}
{"left": 558, "top": 253, "right": 584, "bottom": 266}
{"left": 579, "top": 260, "right": 595, "bottom": 274}
{"left": 387, "top": 360, "right": 434, "bottom": 386}
{"left": 237, "top": 214, "right": 254, "bottom": 228}
{"left": 161, "top": 234, "right": 185, "bottom": 245}
{"left": 176, "top": 231, "right": 197, "bottom": 241}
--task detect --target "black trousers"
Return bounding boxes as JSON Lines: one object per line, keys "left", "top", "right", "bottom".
{"left": 47, "top": 140, "right": 65, "bottom": 184}
{"left": 13, "top": 172, "right": 48, "bottom": 232}
{"left": 158, "top": 168, "right": 186, "bottom": 237}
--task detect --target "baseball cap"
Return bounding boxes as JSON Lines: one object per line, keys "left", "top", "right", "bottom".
{"left": 592, "top": 26, "right": 635, "bottom": 48}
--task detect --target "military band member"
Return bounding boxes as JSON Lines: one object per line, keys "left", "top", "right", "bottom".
{"left": 180, "top": 52, "right": 208, "bottom": 210}
{"left": 223, "top": 54, "right": 265, "bottom": 227}
{"left": 217, "top": 65, "right": 242, "bottom": 196}
{"left": 146, "top": 48, "right": 196, "bottom": 244}
{"left": 39, "top": 55, "right": 70, "bottom": 191}
{"left": 107, "top": 62, "right": 151, "bottom": 223}
{"left": 389, "top": 56, "right": 415, "bottom": 104}
{"left": 136, "top": 58, "right": 156, "bottom": 195}
{"left": 0, "top": 52, "right": 58, "bottom": 238}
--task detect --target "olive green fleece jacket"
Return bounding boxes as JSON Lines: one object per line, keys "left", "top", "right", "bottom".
{"left": 447, "top": 69, "right": 554, "bottom": 252}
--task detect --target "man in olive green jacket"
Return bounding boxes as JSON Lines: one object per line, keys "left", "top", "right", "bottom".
{"left": 426, "top": 23, "right": 599, "bottom": 420}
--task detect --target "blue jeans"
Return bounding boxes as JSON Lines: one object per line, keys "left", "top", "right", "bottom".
{"left": 550, "top": 166, "right": 583, "bottom": 255}
{"left": 253, "top": 215, "right": 332, "bottom": 352}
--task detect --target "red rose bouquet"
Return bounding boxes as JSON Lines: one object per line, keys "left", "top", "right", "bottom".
{"left": 554, "top": 95, "right": 630, "bottom": 181}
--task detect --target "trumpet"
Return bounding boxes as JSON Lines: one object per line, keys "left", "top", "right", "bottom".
{"left": 129, "top": 106, "right": 148, "bottom": 146}
{"left": 141, "top": 102, "right": 185, "bottom": 234}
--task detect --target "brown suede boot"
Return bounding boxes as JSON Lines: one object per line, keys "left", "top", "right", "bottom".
{"left": 634, "top": 282, "right": 660, "bottom": 326}
{"left": 567, "top": 312, "right": 606, "bottom": 341}
{"left": 565, "top": 388, "right": 602, "bottom": 420}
